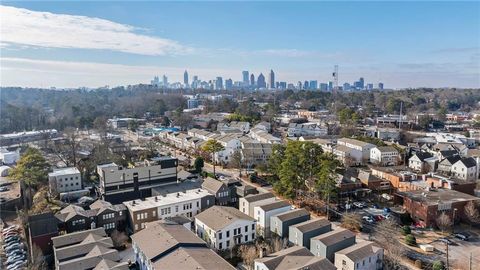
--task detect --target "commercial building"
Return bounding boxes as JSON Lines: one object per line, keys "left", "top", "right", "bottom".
{"left": 123, "top": 188, "right": 214, "bottom": 232}
{"left": 52, "top": 228, "right": 127, "bottom": 270}
{"left": 131, "top": 220, "right": 235, "bottom": 270}
{"left": 334, "top": 241, "right": 383, "bottom": 270}
{"left": 48, "top": 167, "right": 82, "bottom": 194}
{"left": 395, "top": 189, "right": 480, "bottom": 227}
{"left": 97, "top": 157, "right": 178, "bottom": 204}
{"left": 195, "top": 206, "right": 256, "bottom": 250}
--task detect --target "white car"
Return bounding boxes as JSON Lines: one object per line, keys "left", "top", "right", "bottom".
{"left": 353, "top": 202, "right": 366, "bottom": 208}
{"left": 362, "top": 216, "right": 374, "bottom": 223}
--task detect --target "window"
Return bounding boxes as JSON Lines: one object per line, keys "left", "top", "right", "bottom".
{"left": 197, "top": 201, "right": 199, "bottom": 207}
{"left": 72, "top": 219, "right": 85, "bottom": 226}
{"left": 245, "top": 235, "right": 248, "bottom": 242}
{"left": 175, "top": 205, "right": 179, "bottom": 212}
{"left": 153, "top": 211, "right": 156, "bottom": 217}
{"left": 135, "top": 224, "right": 138, "bottom": 230}
{"left": 369, "top": 257, "right": 371, "bottom": 263}
{"left": 252, "top": 224, "right": 254, "bottom": 230}
{"left": 252, "top": 233, "right": 255, "bottom": 240}
{"left": 219, "top": 232, "right": 223, "bottom": 240}
{"left": 226, "top": 240, "right": 230, "bottom": 247}
{"left": 226, "top": 231, "right": 230, "bottom": 237}
{"left": 76, "top": 182, "right": 79, "bottom": 185}
{"left": 219, "top": 242, "right": 223, "bottom": 250}
{"left": 119, "top": 211, "right": 122, "bottom": 216}
{"left": 137, "top": 214, "right": 141, "bottom": 220}
{"left": 103, "top": 213, "right": 114, "bottom": 220}
{"left": 363, "top": 260, "right": 365, "bottom": 266}
{"left": 103, "top": 223, "right": 115, "bottom": 230}
{"left": 343, "top": 260, "right": 346, "bottom": 266}
{"left": 245, "top": 225, "right": 248, "bottom": 232}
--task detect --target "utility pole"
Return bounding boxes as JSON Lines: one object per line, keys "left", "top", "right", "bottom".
{"left": 446, "top": 242, "right": 450, "bottom": 270}
{"left": 399, "top": 101, "right": 403, "bottom": 130}
{"left": 470, "top": 252, "right": 472, "bottom": 270}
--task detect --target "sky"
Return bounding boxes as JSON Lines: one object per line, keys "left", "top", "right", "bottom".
{"left": 1, "top": 1, "right": 479, "bottom": 89}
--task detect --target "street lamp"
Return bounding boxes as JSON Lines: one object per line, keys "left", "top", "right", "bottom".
{"left": 453, "top": 208, "right": 458, "bottom": 234}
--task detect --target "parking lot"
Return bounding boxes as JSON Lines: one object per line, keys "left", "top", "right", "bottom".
{"left": 1, "top": 223, "right": 27, "bottom": 269}
{"left": 428, "top": 230, "right": 480, "bottom": 269}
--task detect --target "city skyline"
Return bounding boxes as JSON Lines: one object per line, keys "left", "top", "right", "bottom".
{"left": 0, "top": 2, "right": 479, "bottom": 89}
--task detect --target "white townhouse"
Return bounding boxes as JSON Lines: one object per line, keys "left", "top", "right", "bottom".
{"left": 195, "top": 206, "right": 256, "bottom": 250}
{"left": 253, "top": 200, "right": 291, "bottom": 235}
{"left": 370, "top": 146, "right": 400, "bottom": 166}
{"left": 451, "top": 157, "right": 478, "bottom": 181}
{"left": 287, "top": 123, "right": 327, "bottom": 138}
{"left": 239, "top": 192, "right": 276, "bottom": 217}
{"left": 333, "top": 145, "right": 363, "bottom": 166}
{"left": 337, "top": 138, "right": 376, "bottom": 162}
{"left": 334, "top": 241, "right": 384, "bottom": 270}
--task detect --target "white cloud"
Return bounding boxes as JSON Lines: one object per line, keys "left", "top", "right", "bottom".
{"left": 0, "top": 5, "right": 193, "bottom": 55}
{"left": 0, "top": 57, "right": 238, "bottom": 88}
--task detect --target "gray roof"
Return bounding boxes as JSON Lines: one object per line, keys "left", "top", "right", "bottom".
{"left": 274, "top": 256, "right": 336, "bottom": 270}
{"left": 272, "top": 208, "right": 309, "bottom": 222}
{"left": 28, "top": 212, "right": 59, "bottom": 237}
{"left": 458, "top": 157, "right": 477, "bottom": 168}
{"left": 255, "top": 246, "right": 313, "bottom": 269}
{"left": 375, "top": 146, "right": 398, "bottom": 153}
{"left": 195, "top": 206, "right": 255, "bottom": 231}
{"left": 257, "top": 200, "right": 291, "bottom": 212}
{"left": 201, "top": 177, "right": 226, "bottom": 193}
{"left": 243, "top": 192, "right": 275, "bottom": 203}
{"left": 413, "top": 151, "right": 433, "bottom": 161}
{"left": 131, "top": 220, "right": 234, "bottom": 270}
{"left": 290, "top": 218, "right": 331, "bottom": 233}
{"left": 336, "top": 241, "right": 382, "bottom": 262}
{"left": 311, "top": 228, "right": 355, "bottom": 246}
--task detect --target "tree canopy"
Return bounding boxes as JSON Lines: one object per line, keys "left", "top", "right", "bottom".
{"left": 9, "top": 148, "right": 50, "bottom": 187}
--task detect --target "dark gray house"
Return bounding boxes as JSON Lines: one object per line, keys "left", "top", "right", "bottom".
{"left": 55, "top": 200, "right": 127, "bottom": 233}
{"left": 202, "top": 177, "right": 231, "bottom": 206}
{"left": 310, "top": 228, "right": 356, "bottom": 262}
{"left": 270, "top": 208, "right": 310, "bottom": 238}
{"left": 289, "top": 218, "right": 331, "bottom": 249}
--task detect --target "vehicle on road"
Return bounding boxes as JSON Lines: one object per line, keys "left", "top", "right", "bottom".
{"left": 0, "top": 187, "right": 10, "bottom": 192}
{"left": 353, "top": 202, "right": 366, "bottom": 208}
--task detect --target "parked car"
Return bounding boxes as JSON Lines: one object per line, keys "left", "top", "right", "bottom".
{"left": 0, "top": 187, "right": 10, "bottom": 192}
{"left": 454, "top": 232, "right": 470, "bottom": 241}
{"left": 5, "top": 243, "right": 23, "bottom": 253}
{"left": 4, "top": 235, "right": 20, "bottom": 243}
{"left": 6, "top": 249, "right": 26, "bottom": 258}
{"left": 374, "top": 215, "right": 385, "bottom": 221}
{"left": 362, "top": 216, "right": 374, "bottom": 223}
{"left": 438, "top": 238, "right": 454, "bottom": 245}
{"left": 7, "top": 260, "right": 26, "bottom": 270}
{"left": 2, "top": 225, "right": 19, "bottom": 233}
{"left": 7, "top": 254, "right": 26, "bottom": 265}
{"left": 354, "top": 202, "right": 366, "bottom": 208}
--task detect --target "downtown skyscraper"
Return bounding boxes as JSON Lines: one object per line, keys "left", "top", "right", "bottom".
{"left": 269, "top": 69, "right": 275, "bottom": 89}
{"left": 257, "top": 73, "right": 266, "bottom": 88}
{"left": 183, "top": 70, "right": 189, "bottom": 87}
{"left": 242, "top": 71, "right": 249, "bottom": 85}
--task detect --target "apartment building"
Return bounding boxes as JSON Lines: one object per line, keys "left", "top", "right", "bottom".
{"left": 123, "top": 188, "right": 214, "bottom": 232}
{"left": 337, "top": 138, "right": 375, "bottom": 162}
{"left": 254, "top": 200, "right": 291, "bottom": 235}
{"left": 270, "top": 208, "right": 310, "bottom": 238}
{"left": 254, "top": 246, "right": 336, "bottom": 270}
{"left": 370, "top": 146, "right": 400, "bottom": 166}
{"left": 195, "top": 206, "right": 256, "bottom": 250}
{"left": 97, "top": 157, "right": 178, "bottom": 204}
{"left": 48, "top": 167, "right": 82, "bottom": 194}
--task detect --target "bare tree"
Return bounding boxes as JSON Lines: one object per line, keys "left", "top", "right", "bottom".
{"left": 29, "top": 245, "right": 47, "bottom": 270}
{"left": 230, "top": 150, "right": 243, "bottom": 176}
{"left": 340, "top": 213, "right": 362, "bottom": 232}
{"left": 269, "top": 236, "right": 286, "bottom": 253}
{"left": 372, "top": 219, "right": 405, "bottom": 269}
{"left": 50, "top": 127, "right": 80, "bottom": 167}
{"left": 238, "top": 245, "right": 258, "bottom": 270}
{"left": 464, "top": 201, "right": 480, "bottom": 226}
{"left": 436, "top": 212, "right": 452, "bottom": 233}
{"left": 111, "top": 229, "right": 129, "bottom": 249}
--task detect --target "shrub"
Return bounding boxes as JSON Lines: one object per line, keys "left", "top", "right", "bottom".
{"left": 405, "top": 234, "right": 417, "bottom": 246}
{"left": 401, "top": 225, "right": 411, "bottom": 235}
{"left": 415, "top": 260, "right": 422, "bottom": 269}
{"left": 432, "top": 261, "right": 445, "bottom": 270}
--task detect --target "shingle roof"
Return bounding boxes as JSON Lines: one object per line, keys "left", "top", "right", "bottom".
{"left": 273, "top": 208, "right": 310, "bottom": 222}
{"left": 290, "top": 218, "right": 331, "bottom": 233}
{"left": 458, "top": 157, "right": 477, "bottom": 168}
{"left": 195, "top": 206, "right": 255, "bottom": 231}
{"left": 441, "top": 155, "right": 461, "bottom": 165}
{"left": 275, "top": 256, "right": 336, "bottom": 270}
{"left": 336, "top": 241, "right": 382, "bottom": 262}
{"left": 201, "top": 177, "right": 225, "bottom": 194}
{"left": 243, "top": 192, "right": 275, "bottom": 203}
{"left": 311, "top": 228, "right": 355, "bottom": 246}
{"left": 153, "top": 247, "right": 235, "bottom": 270}
{"left": 257, "top": 201, "right": 291, "bottom": 212}
{"left": 255, "top": 246, "right": 313, "bottom": 269}
{"left": 375, "top": 146, "right": 398, "bottom": 153}
{"left": 413, "top": 152, "right": 433, "bottom": 161}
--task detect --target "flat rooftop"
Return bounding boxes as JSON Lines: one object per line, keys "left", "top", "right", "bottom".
{"left": 49, "top": 167, "right": 80, "bottom": 176}
{"left": 396, "top": 189, "right": 480, "bottom": 206}
{"left": 123, "top": 188, "right": 211, "bottom": 212}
